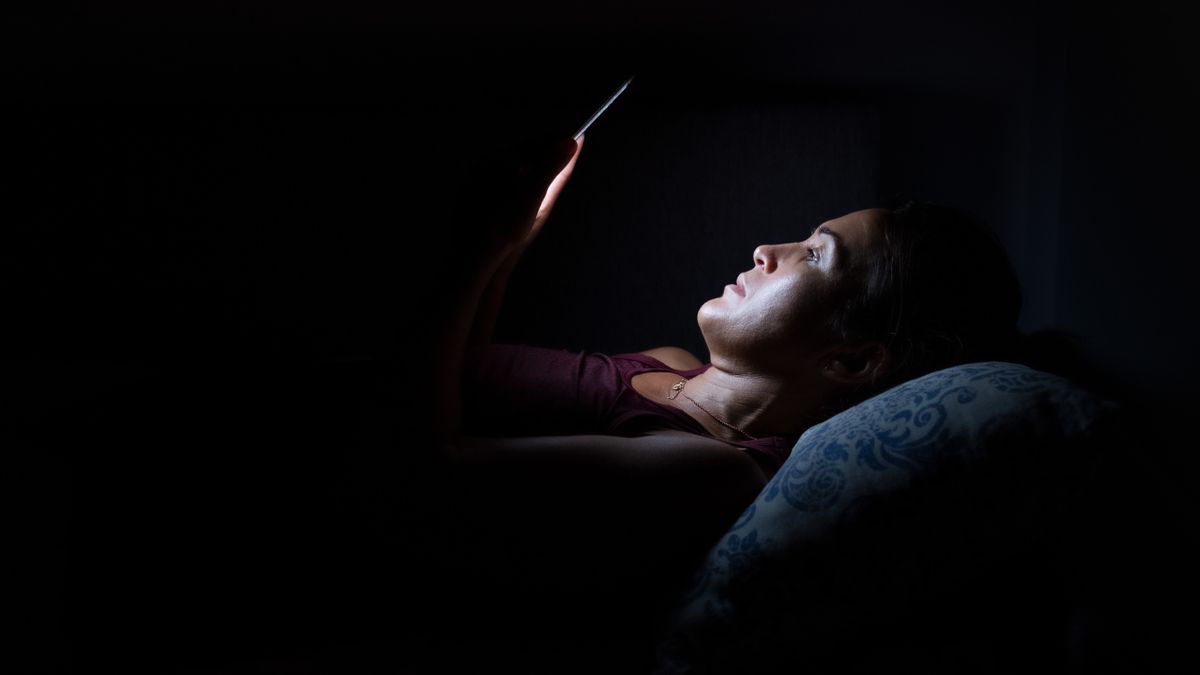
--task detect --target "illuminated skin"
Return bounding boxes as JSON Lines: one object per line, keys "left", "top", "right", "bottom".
{"left": 439, "top": 135, "right": 887, "bottom": 453}
{"left": 666, "top": 209, "right": 892, "bottom": 441}
{"left": 434, "top": 141, "right": 896, "bottom": 579}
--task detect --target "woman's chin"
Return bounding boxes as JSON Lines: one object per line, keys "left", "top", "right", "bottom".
{"left": 697, "top": 299, "right": 731, "bottom": 328}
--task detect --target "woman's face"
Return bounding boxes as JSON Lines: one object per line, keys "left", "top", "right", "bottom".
{"left": 698, "top": 208, "right": 887, "bottom": 372}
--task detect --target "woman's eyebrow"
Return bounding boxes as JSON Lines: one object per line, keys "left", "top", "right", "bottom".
{"left": 810, "top": 225, "right": 846, "bottom": 262}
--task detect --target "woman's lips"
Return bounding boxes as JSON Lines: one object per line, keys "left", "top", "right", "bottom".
{"left": 727, "top": 277, "right": 746, "bottom": 296}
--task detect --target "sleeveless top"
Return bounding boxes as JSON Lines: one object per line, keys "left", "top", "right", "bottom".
{"left": 462, "top": 343, "right": 798, "bottom": 475}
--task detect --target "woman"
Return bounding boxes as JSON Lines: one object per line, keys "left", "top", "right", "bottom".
{"left": 427, "top": 132, "right": 1035, "bottom": 632}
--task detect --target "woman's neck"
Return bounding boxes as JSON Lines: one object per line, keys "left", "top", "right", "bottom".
{"left": 662, "top": 365, "right": 822, "bottom": 441}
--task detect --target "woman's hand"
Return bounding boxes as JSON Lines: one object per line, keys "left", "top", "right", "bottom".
{"left": 455, "top": 135, "right": 584, "bottom": 255}
{"left": 525, "top": 135, "right": 584, "bottom": 249}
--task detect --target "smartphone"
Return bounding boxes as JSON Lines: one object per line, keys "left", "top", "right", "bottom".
{"left": 573, "top": 75, "right": 635, "bottom": 140}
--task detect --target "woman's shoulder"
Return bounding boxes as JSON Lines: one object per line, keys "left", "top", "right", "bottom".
{"left": 629, "top": 346, "right": 705, "bottom": 371}
{"left": 472, "top": 343, "right": 704, "bottom": 373}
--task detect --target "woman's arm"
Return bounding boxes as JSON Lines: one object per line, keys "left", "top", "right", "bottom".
{"left": 638, "top": 346, "right": 705, "bottom": 370}
{"left": 431, "top": 137, "right": 583, "bottom": 454}
{"left": 466, "top": 137, "right": 585, "bottom": 354}
{"left": 431, "top": 240, "right": 521, "bottom": 453}
{"left": 464, "top": 244, "right": 522, "bottom": 355}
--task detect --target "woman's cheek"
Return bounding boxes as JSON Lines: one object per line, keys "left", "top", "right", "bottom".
{"left": 760, "top": 280, "right": 824, "bottom": 338}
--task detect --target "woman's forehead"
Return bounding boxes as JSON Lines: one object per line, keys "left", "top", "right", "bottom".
{"left": 821, "top": 208, "right": 886, "bottom": 233}
{"left": 815, "top": 209, "right": 885, "bottom": 248}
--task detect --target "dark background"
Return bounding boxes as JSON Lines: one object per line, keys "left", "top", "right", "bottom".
{"left": 7, "top": 1, "right": 1199, "bottom": 672}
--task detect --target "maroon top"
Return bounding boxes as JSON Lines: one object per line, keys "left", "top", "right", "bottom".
{"left": 462, "top": 343, "right": 798, "bottom": 475}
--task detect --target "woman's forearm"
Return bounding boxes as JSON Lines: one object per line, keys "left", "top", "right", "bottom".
{"left": 432, "top": 241, "right": 520, "bottom": 454}
{"left": 466, "top": 245, "right": 525, "bottom": 355}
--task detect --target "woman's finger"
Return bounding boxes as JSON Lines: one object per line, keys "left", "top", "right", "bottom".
{"left": 536, "top": 138, "right": 583, "bottom": 220}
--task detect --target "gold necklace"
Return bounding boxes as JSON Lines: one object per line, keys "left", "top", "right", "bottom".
{"left": 668, "top": 377, "right": 758, "bottom": 441}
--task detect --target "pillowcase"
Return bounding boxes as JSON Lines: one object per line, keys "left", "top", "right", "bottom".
{"left": 652, "top": 360, "right": 1119, "bottom": 675}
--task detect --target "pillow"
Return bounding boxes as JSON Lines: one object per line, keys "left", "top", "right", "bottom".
{"left": 652, "top": 361, "right": 1120, "bottom": 675}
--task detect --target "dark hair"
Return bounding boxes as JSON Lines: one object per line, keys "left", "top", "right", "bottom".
{"left": 822, "top": 195, "right": 1086, "bottom": 409}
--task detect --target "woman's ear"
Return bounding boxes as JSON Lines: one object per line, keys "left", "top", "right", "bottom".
{"left": 822, "top": 342, "right": 889, "bottom": 385}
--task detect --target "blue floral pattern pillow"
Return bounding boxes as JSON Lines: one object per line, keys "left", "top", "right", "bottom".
{"left": 653, "top": 361, "right": 1118, "bottom": 674}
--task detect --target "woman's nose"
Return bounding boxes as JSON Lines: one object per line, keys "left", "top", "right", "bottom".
{"left": 753, "top": 244, "right": 777, "bottom": 273}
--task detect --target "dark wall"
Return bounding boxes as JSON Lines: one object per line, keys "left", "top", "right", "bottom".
{"left": 9, "top": 1, "right": 1199, "bottom": 672}
{"left": 1056, "top": 2, "right": 1200, "bottom": 458}
{"left": 494, "top": 82, "right": 884, "bottom": 359}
